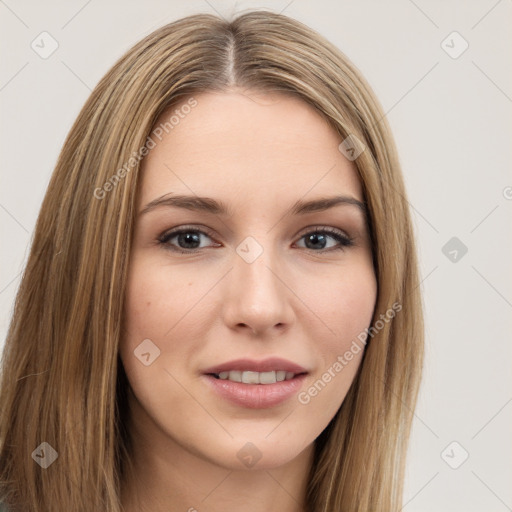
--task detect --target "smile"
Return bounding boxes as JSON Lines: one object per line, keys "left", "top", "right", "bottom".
{"left": 212, "top": 370, "right": 298, "bottom": 384}
{"left": 201, "top": 357, "right": 309, "bottom": 408}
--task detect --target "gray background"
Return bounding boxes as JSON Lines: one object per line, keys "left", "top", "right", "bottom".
{"left": 1, "top": 1, "right": 511, "bottom": 510}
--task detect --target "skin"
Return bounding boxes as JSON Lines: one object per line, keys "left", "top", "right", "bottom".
{"left": 120, "top": 89, "right": 377, "bottom": 512}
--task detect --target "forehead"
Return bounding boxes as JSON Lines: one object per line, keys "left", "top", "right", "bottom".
{"left": 139, "top": 90, "right": 363, "bottom": 206}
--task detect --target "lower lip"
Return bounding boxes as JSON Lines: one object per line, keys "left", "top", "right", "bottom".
{"left": 202, "top": 374, "right": 307, "bottom": 409}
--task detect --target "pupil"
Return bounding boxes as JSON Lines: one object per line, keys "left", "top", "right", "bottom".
{"left": 306, "top": 233, "right": 326, "bottom": 249}
{"left": 179, "top": 232, "right": 200, "bottom": 249}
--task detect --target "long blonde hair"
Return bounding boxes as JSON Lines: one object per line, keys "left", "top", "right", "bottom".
{"left": 0, "top": 10, "right": 423, "bottom": 511}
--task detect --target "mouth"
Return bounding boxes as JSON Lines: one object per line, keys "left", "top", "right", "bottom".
{"left": 201, "top": 358, "right": 309, "bottom": 409}
{"left": 208, "top": 370, "right": 305, "bottom": 384}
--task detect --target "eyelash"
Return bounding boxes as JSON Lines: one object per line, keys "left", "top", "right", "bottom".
{"left": 157, "top": 225, "right": 354, "bottom": 255}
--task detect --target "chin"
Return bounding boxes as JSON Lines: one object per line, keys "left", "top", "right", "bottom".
{"left": 203, "top": 435, "right": 312, "bottom": 472}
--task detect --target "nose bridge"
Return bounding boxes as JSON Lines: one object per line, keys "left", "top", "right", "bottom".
{"left": 225, "top": 234, "right": 291, "bottom": 332}
{"left": 235, "top": 234, "right": 283, "bottom": 301}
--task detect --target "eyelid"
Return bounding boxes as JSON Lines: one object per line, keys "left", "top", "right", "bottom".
{"left": 296, "top": 224, "right": 350, "bottom": 239}
{"left": 157, "top": 225, "right": 219, "bottom": 245}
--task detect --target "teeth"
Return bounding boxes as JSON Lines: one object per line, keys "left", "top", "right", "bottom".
{"left": 216, "top": 370, "right": 297, "bottom": 384}
{"left": 259, "top": 371, "right": 276, "bottom": 384}
{"left": 227, "top": 370, "right": 241, "bottom": 382}
{"left": 242, "top": 371, "right": 260, "bottom": 384}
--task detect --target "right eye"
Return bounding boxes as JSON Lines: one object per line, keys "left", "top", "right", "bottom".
{"left": 158, "top": 226, "right": 220, "bottom": 254}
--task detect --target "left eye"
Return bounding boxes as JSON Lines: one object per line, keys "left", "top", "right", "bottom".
{"left": 158, "top": 227, "right": 353, "bottom": 253}
{"left": 295, "top": 229, "right": 353, "bottom": 251}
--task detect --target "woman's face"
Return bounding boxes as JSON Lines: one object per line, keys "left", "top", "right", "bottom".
{"left": 120, "top": 90, "right": 377, "bottom": 470}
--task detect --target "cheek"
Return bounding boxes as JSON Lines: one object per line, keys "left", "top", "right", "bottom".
{"left": 311, "top": 260, "right": 377, "bottom": 347}
{"left": 120, "top": 259, "right": 188, "bottom": 377}
{"left": 120, "top": 256, "right": 221, "bottom": 383}
{"left": 297, "top": 261, "right": 376, "bottom": 412}
{"left": 123, "top": 258, "right": 198, "bottom": 339}
{"left": 119, "top": 259, "right": 207, "bottom": 422}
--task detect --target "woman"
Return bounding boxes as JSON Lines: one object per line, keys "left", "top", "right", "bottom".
{"left": 0, "top": 10, "right": 423, "bottom": 512}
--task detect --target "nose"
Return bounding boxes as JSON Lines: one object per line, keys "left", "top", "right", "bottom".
{"left": 222, "top": 242, "right": 294, "bottom": 337}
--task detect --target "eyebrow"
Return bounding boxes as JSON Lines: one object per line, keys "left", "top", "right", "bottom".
{"left": 139, "top": 193, "right": 366, "bottom": 217}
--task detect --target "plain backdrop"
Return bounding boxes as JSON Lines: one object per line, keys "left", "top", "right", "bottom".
{"left": 1, "top": 1, "right": 511, "bottom": 510}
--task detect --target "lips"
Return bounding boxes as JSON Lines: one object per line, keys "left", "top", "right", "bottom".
{"left": 202, "top": 357, "right": 308, "bottom": 376}
{"left": 201, "top": 358, "right": 309, "bottom": 408}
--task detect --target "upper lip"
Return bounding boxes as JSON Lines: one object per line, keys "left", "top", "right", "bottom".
{"left": 202, "top": 357, "right": 308, "bottom": 375}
